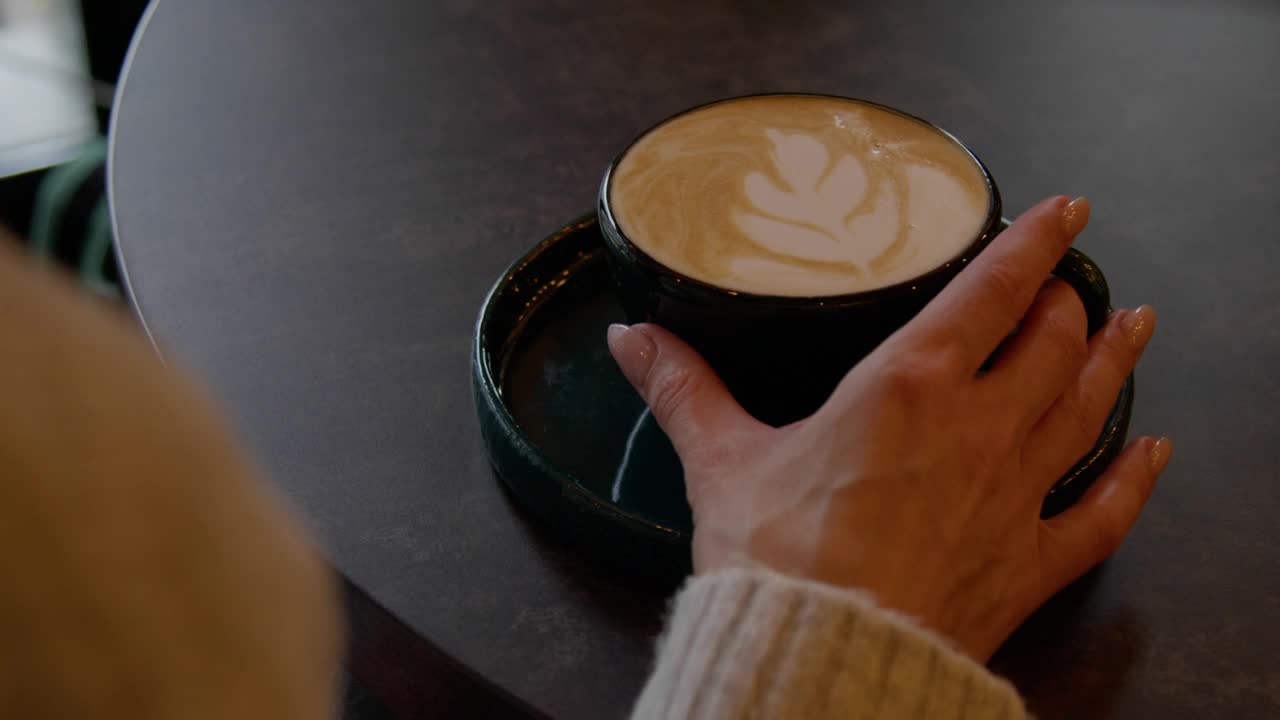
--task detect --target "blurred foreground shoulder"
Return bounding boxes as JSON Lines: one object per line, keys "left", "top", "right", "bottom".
{"left": 0, "top": 227, "right": 343, "bottom": 720}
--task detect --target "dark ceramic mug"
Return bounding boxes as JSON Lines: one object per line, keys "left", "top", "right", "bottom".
{"left": 598, "top": 94, "right": 1112, "bottom": 428}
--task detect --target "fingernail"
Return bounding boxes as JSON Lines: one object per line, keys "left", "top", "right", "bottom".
{"left": 1148, "top": 436, "right": 1172, "bottom": 475}
{"left": 1120, "top": 305, "right": 1157, "bottom": 349}
{"left": 607, "top": 323, "right": 657, "bottom": 388}
{"left": 1060, "top": 196, "right": 1091, "bottom": 237}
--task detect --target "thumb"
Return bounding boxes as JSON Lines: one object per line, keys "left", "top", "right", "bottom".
{"left": 606, "top": 323, "right": 756, "bottom": 464}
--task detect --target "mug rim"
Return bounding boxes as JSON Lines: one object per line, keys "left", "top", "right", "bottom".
{"left": 598, "top": 92, "right": 1003, "bottom": 308}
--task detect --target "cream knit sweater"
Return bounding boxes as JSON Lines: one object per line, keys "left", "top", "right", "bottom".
{"left": 632, "top": 567, "right": 1026, "bottom": 719}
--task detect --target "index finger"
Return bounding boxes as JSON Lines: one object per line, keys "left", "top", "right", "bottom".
{"left": 901, "top": 195, "right": 1088, "bottom": 375}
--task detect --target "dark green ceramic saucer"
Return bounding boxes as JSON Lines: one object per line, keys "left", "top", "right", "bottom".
{"left": 472, "top": 216, "right": 1135, "bottom": 575}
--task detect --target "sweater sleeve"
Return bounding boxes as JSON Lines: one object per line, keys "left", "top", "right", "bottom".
{"left": 630, "top": 567, "right": 1027, "bottom": 719}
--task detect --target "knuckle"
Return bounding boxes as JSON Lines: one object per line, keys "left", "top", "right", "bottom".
{"left": 1060, "top": 387, "right": 1100, "bottom": 445}
{"left": 877, "top": 354, "right": 944, "bottom": 398}
{"left": 692, "top": 439, "right": 736, "bottom": 471}
{"left": 1090, "top": 516, "right": 1127, "bottom": 559}
{"left": 1045, "top": 281, "right": 1089, "bottom": 332}
{"left": 1045, "top": 312, "right": 1089, "bottom": 370}
{"left": 930, "top": 336, "right": 974, "bottom": 375}
{"left": 978, "top": 261, "right": 1028, "bottom": 313}
{"left": 1099, "top": 319, "right": 1140, "bottom": 372}
{"left": 1039, "top": 277, "right": 1077, "bottom": 305}
{"left": 645, "top": 364, "right": 700, "bottom": 423}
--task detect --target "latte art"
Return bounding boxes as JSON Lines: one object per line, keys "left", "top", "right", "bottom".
{"left": 608, "top": 96, "right": 992, "bottom": 296}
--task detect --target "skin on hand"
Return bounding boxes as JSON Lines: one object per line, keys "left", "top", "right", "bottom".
{"left": 606, "top": 196, "right": 1170, "bottom": 661}
{"left": 0, "top": 231, "right": 343, "bottom": 719}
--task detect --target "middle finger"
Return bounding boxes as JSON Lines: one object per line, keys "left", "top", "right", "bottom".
{"left": 1024, "top": 305, "right": 1156, "bottom": 486}
{"left": 981, "top": 278, "right": 1090, "bottom": 433}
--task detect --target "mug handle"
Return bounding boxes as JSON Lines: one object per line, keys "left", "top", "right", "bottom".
{"left": 997, "top": 219, "right": 1132, "bottom": 518}
{"left": 999, "top": 218, "right": 1112, "bottom": 334}
{"left": 1054, "top": 248, "right": 1112, "bottom": 335}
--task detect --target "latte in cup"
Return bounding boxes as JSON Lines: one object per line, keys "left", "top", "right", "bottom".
{"left": 608, "top": 95, "right": 993, "bottom": 297}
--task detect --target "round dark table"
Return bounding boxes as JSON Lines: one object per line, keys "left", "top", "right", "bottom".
{"left": 109, "top": 1, "right": 1280, "bottom": 717}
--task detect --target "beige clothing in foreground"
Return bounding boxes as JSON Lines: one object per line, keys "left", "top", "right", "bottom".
{"left": 632, "top": 567, "right": 1026, "bottom": 719}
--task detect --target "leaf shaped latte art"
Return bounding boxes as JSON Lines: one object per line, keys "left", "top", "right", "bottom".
{"left": 734, "top": 128, "right": 900, "bottom": 273}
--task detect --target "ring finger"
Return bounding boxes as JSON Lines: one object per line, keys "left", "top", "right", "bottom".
{"left": 1024, "top": 305, "right": 1156, "bottom": 487}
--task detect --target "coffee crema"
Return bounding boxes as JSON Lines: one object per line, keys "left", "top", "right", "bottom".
{"left": 608, "top": 96, "right": 992, "bottom": 296}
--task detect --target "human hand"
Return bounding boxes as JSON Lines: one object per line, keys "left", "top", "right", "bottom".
{"left": 0, "top": 234, "right": 341, "bottom": 719}
{"left": 606, "top": 196, "right": 1169, "bottom": 661}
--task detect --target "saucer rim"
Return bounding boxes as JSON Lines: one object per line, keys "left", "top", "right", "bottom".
{"left": 472, "top": 214, "right": 693, "bottom": 570}
{"left": 472, "top": 214, "right": 1135, "bottom": 559}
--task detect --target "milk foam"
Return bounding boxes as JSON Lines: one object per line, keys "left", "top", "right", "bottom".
{"left": 609, "top": 96, "right": 991, "bottom": 296}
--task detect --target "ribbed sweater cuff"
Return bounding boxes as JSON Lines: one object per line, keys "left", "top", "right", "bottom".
{"left": 632, "top": 567, "right": 1026, "bottom": 719}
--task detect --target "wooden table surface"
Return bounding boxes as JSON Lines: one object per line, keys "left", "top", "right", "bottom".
{"left": 109, "top": 1, "right": 1280, "bottom": 717}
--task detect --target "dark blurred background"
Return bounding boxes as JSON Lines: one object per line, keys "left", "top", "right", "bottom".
{"left": 0, "top": 2, "right": 392, "bottom": 716}
{"left": 0, "top": 0, "right": 148, "bottom": 295}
